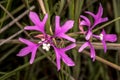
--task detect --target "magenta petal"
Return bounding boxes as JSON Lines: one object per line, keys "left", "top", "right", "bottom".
{"left": 92, "top": 34, "right": 100, "bottom": 39}
{"left": 92, "top": 17, "right": 108, "bottom": 28}
{"left": 60, "top": 43, "right": 75, "bottom": 66}
{"left": 61, "top": 20, "right": 74, "bottom": 33}
{"left": 78, "top": 42, "right": 88, "bottom": 52}
{"left": 63, "top": 43, "right": 76, "bottom": 51}
{"left": 89, "top": 42, "right": 96, "bottom": 60}
{"left": 55, "top": 16, "right": 74, "bottom": 34}
{"left": 56, "top": 52, "right": 61, "bottom": 71}
{"left": 105, "top": 34, "right": 117, "bottom": 42}
{"left": 24, "top": 26, "right": 44, "bottom": 33}
{"left": 97, "top": 3, "right": 103, "bottom": 18}
{"left": 101, "top": 29, "right": 106, "bottom": 35}
{"left": 85, "top": 30, "right": 92, "bottom": 40}
{"left": 17, "top": 47, "right": 32, "bottom": 56}
{"left": 29, "top": 12, "right": 42, "bottom": 26}
{"left": 27, "top": 12, "right": 48, "bottom": 33}
{"left": 17, "top": 45, "right": 38, "bottom": 64}
{"left": 101, "top": 30, "right": 106, "bottom": 52}
{"left": 60, "top": 51, "right": 75, "bottom": 66}
{"left": 102, "top": 39, "right": 107, "bottom": 53}
{"left": 54, "top": 16, "right": 75, "bottom": 42}
{"left": 55, "top": 16, "right": 61, "bottom": 34}
{"left": 80, "top": 15, "right": 91, "bottom": 27}
{"left": 18, "top": 37, "right": 39, "bottom": 64}
{"left": 78, "top": 41, "right": 96, "bottom": 61}
{"left": 58, "top": 33, "right": 76, "bottom": 42}
{"left": 85, "top": 11, "right": 95, "bottom": 18}
{"left": 80, "top": 20, "right": 89, "bottom": 27}
{"left": 30, "top": 47, "right": 38, "bottom": 64}
{"left": 100, "top": 29, "right": 117, "bottom": 53}
{"left": 85, "top": 4, "right": 108, "bottom": 28}
{"left": 53, "top": 47, "right": 61, "bottom": 70}
{"left": 53, "top": 43, "right": 75, "bottom": 70}
{"left": 42, "top": 13, "right": 48, "bottom": 26}
{"left": 19, "top": 37, "right": 35, "bottom": 45}
{"left": 80, "top": 20, "right": 86, "bottom": 25}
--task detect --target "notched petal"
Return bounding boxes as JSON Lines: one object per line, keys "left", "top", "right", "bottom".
{"left": 78, "top": 42, "right": 88, "bottom": 52}
{"left": 17, "top": 46, "right": 32, "bottom": 56}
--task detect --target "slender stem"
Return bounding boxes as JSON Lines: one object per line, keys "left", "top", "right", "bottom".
{"left": 93, "top": 16, "right": 120, "bottom": 32}
{"left": 0, "top": 5, "right": 35, "bottom": 34}
{"left": 0, "top": 39, "right": 120, "bottom": 50}
{"left": 0, "top": 0, "right": 33, "bottom": 22}
{"left": 0, "top": 3, "right": 33, "bottom": 38}
{"left": 0, "top": 45, "right": 20, "bottom": 62}
{"left": 0, "top": 55, "right": 46, "bottom": 80}
{"left": 38, "top": 0, "right": 46, "bottom": 14}
{"left": 83, "top": 50, "right": 120, "bottom": 71}
{"left": 0, "top": 30, "right": 24, "bottom": 46}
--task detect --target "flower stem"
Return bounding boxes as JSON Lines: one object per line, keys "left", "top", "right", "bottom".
{"left": 83, "top": 50, "right": 120, "bottom": 71}
{"left": 93, "top": 16, "right": 120, "bottom": 32}
{"left": 37, "top": 0, "right": 46, "bottom": 14}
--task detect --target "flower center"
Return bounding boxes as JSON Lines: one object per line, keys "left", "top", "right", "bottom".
{"left": 99, "top": 34, "right": 103, "bottom": 40}
{"left": 42, "top": 43, "right": 50, "bottom": 51}
{"left": 38, "top": 39, "right": 51, "bottom": 51}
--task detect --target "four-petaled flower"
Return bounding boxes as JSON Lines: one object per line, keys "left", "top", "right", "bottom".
{"left": 17, "top": 38, "right": 39, "bottom": 64}
{"left": 17, "top": 11, "right": 76, "bottom": 70}
{"left": 80, "top": 3, "right": 108, "bottom": 40}
{"left": 78, "top": 3, "right": 117, "bottom": 60}
{"left": 93, "top": 29, "right": 117, "bottom": 53}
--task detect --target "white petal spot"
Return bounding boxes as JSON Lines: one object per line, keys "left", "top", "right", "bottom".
{"left": 99, "top": 34, "right": 103, "bottom": 40}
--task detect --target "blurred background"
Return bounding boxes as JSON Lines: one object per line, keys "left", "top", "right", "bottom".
{"left": 0, "top": 0, "right": 120, "bottom": 80}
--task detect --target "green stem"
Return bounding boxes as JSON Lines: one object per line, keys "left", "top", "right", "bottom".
{"left": 93, "top": 16, "right": 120, "bottom": 32}
{"left": 0, "top": 0, "right": 12, "bottom": 28}
{"left": 0, "top": 55, "right": 46, "bottom": 80}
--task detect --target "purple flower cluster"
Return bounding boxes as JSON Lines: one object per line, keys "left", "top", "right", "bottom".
{"left": 17, "top": 3, "right": 117, "bottom": 70}
{"left": 78, "top": 3, "right": 117, "bottom": 60}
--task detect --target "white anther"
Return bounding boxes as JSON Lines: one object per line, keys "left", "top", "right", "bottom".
{"left": 42, "top": 43, "right": 50, "bottom": 51}
{"left": 38, "top": 41, "right": 42, "bottom": 43}
{"left": 38, "top": 39, "right": 45, "bottom": 44}
{"left": 41, "top": 39, "right": 45, "bottom": 41}
{"left": 99, "top": 34, "right": 103, "bottom": 40}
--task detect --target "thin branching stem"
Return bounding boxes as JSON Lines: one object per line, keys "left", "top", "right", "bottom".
{"left": 83, "top": 50, "right": 120, "bottom": 71}
{"left": 0, "top": 5, "right": 35, "bottom": 34}
{"left": 0, "top": 39, "right": 120, "bottom": 50}
{"left": 0, "top": 3, "right": 33, "bottom": 38}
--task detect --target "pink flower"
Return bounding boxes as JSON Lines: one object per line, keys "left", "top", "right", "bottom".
{"left": 17, "top": 11, "right": 76, "bottom": 70}
{"left": 93, "top": 29, "right": 117, "bottom": 53}
{"left": 80, "top": 3, "right": 108, "bottom": 40}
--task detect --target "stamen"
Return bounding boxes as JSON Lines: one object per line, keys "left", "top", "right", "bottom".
{"left": 38, "top": 41, "right": 42, "bottom": 43}
{"left": 38, "top": 39, "right": 45, "bottom": 43}
{"left": 99, "top": 34, "right": 103, "bottom": 40}
{"left": 41, "top": 38, "right": 45, "bottom": 41}
{"left": 42, "top": 43, "right": 50, "bottom": 51}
